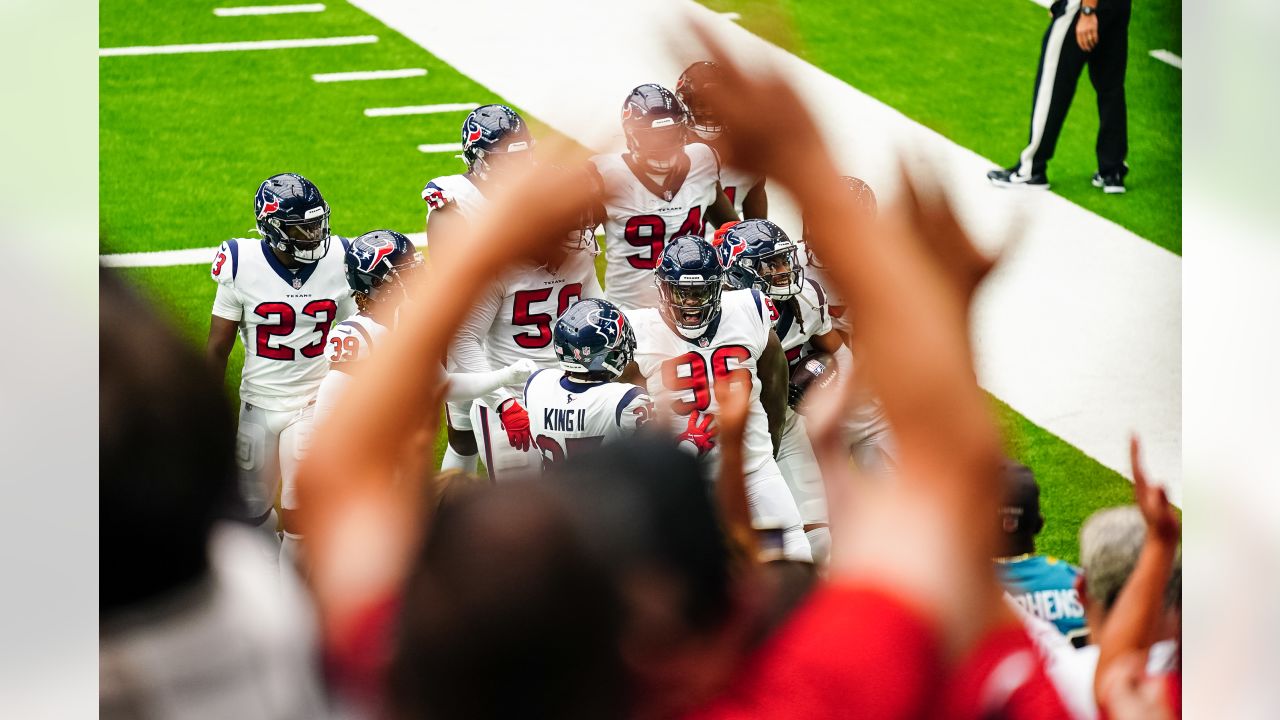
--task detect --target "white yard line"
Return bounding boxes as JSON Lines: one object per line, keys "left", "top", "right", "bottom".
{"left": 365, "top": 103, "right": 478, "bottom": 117}
{"left": 351, "top": 0, "right": 1182, "bottom": 500}
{"left": 720, "top": 12, "right": 741, "bottom": 21}
{"left": 1026, "top": 0, "right": 1053, "bottom": 9}
{"left": 417, "top": 143, "right": 463, "bottom": 153}
{"left": 1149, "top": 49, "right": 1182, "bottom": 69}
{"left": 213, "top": 3, "right": 325, "bottom": 17}
{"left": 312, "top": 67, "right": 426, "bottom": 82}
{"left": 100, "top": 233, "right": 427, "bottom": 268}
{"left": 99, "top": 35, "right": 377, "bottom": 57}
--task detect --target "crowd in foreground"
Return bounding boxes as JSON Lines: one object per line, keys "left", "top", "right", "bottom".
{"left": 100, "top": 23, "right": 1181, "bottom": 720}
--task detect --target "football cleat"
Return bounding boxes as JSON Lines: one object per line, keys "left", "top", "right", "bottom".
{"left": 675, "top": 61, "right": 724, "bottom": 141}
{"left": 717, "top": 219, "right": 804, "bottom": 300}
{"left": 654, "top": 234, "right": 725, "bottom": 339}
{"left": 255, "top": 173, "right": 331, "bottom": 263}
{"left": 621, "top": 83, "right": 689, "bottom": 174}
{"left": 344, "top": 229, "right": 423, "bottom": 303}
{"left": 553, "top": 298, "right": 636, "bottom": 379}
{"left": 803, "top": 175, "right": 876, "bottom": 270}
{"left": 460, "top": 104, "right": 534, "bottom": 181}
{"left": 987, "top": 166, "right": 1050, "bottom": 190}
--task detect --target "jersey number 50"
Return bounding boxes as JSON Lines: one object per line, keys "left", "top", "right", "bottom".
{"left": 512, "top": 283, "right": 583, "bottom": 349}
{"left": 661, "top": 345, "right": 752, "bottom": 415}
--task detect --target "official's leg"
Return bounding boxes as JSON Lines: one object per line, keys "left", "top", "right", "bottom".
{"left": 470, "top": 401, "right": 537, "bottom": 482}
{"left": 1017, "top": 1, "right": 1090, "bottom": 177}
{"left": 775, "top": 413, "right": 830, "bottom": 564}
{"left": 1089, "top": 0, "right": 1131, "bottom": 177}
{"left": 745, "top": 459, "right": 813, "bottom": 563}
{"left": 278, "top": 403, "right": 316, "bottom": 572}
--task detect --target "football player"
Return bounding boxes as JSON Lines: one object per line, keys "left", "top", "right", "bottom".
{"left": 315, "top": 230, "right": 537, "bottom": 425}
{"left": 455, "top": 208, "right": 604, "bottom": 482}
{"left": 588, "top": 83, "right": 738, "bottom": 313}
{"left": 676, "top": 61, "right": 768, "bottom": 220}
{"left": 801, "top": 176, "right": 895, "bottom": 472}
{"left": 523, "top": 298, "right": 654, "bottom": 470}
{"left": 207, "top": 173, "right": 356, "bottom": 566}
{"left": 422, "top": 104, "right": 535, "bottom": 475}
{"left": 717, "top": 219, "right": 851, "bottom": 564}
{"left": 620, "top": 235, "right": 811, "bottom": 562}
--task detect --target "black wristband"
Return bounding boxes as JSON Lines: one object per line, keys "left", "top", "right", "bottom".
{"left": 1080, "top": 5, "right": 1096, "bottom": 15}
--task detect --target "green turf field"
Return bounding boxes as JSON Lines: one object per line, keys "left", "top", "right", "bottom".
{"left": 101, "top": 0, "right": 1146, "bottom": 563}
{"left": 699, "top": 0, "right": 1182, "bottom": 254}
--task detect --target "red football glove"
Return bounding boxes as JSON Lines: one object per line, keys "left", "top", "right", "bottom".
{"left": 676, "top": 410, "right": 719, "bottom": 457}
{"left": 498, "top": 399, "right": 532, "bottom": 451}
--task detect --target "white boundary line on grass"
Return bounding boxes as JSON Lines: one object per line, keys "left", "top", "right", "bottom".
{"left": 313, "top": 68, "right": 426, "bottom": 82}
{"left": 213, "top": 3, "right": 325, "bottom": 16}
{"left": 100, "top": 233, "right": 427, "bottom": 268}
{"left": 98, "top": 35, "right": 377, "bottom": 57}
{"left": 365, "top": 103, "right": 478, "bottom": 117}
{"left": 1149, "top": 49, "right": 1182, "bottom": 69}
{"left": 350, "top": 0, "right": 1182, "bottom": 501}
{"left": 417, "top": 143, "right": 463, "bottom": 153}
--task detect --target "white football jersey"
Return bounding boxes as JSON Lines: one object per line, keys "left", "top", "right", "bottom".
{"left": 422, "top": 172, "right": 488, "bottom": 224}
{"left": 314, "top": 313, "right": 387, "bottom": 424}
{"left": 800, "top": 263, "right": 850, "bottom": 335}
{"left": 211, "top": 238, "right": 356, "bottom": 412}
{"left": 630, "top": 289, "right": 777, "bottom": 472}
{"left": 719, "top": 164, "right": 763, "bottom": 219}
{"left": 772, "top": 278, "right": 834, "bottom": 370}
{"left": 523, "top": 369, "right": 653, "bottom": 469}
{"left": 453, "top": 251, "right": 604, "bottom": 403}
{"left": 589, "top": 143, "right": 722, "bottom": 312}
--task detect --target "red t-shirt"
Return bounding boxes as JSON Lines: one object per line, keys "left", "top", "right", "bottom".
{"left": 939, "top": 623, "right": 1072, "bottom": 720}
{"left": 684, "top": 583, "right": 943, "bottom": 720}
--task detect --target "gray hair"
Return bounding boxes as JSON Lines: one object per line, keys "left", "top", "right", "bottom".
{"left": 1079, "top": 506, "right": 1146, "bottom": 611}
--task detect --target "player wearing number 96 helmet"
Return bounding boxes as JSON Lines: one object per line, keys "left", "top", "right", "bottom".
{"left": 207, "top": 173, "right": 356, "bottom": 566}
{"left": 618, "top": 235, "right": 812, "bottom": 562}
{"left": 523, "top": 299, "right": 653, "bottom": 472}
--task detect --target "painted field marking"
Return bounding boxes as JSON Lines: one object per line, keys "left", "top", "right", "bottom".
{"left": 721, "top": 12, "right": 741, "bottom": 21}
{"left": 312, "top": 67, "right": 426, "bottom": 82}
{"left": 100, "top": 233, "right": 428, "bottom": 268}
{"left": 1149, "top": 49, "right": 1182, "bottom": 69}
{"left": 417, "top": 143, "right": 463, "bottom": 153}
{"left": 365, "top": 103, "right": 478, "bottom": 117}
{"left": 213, "top": 3, "right": 325, "bottom": 16}
{"left": 99, "top": 35, "right": 377, "bottom": 57}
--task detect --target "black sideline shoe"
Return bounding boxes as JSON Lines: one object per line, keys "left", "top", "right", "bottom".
{"left": 987, "top": 166, "right": 1050, "bottom": 190}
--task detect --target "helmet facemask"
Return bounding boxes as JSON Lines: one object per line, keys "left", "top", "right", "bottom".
{"left": 626, "top": 119, "right": 687, "bottom": 174}
{"left": 752, "top": 244, "right": 804, "bottom": 300}
{"left": 657, "top": 276, "right": 723, "bottom": 338}
{"left": 469, "top": 141, "right": 534, "bottom": 183}
{"left": 686, "top": 100, "right": 723, "bottom": 141}
{"left": 268, "top": 207, "right": 330, "bottom": 263}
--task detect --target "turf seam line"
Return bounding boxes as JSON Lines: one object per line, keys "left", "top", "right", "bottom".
{"left": 99, "top": 35, "right": 377, "bottom": 57}
{"left": 365, "top": 103, "right": 479, "bottom": 117}
{"left": 213, "top": 3, "right": 326, "bottom": 16}
{"left": 312, "top": 68, "right": 427, "bottom": 82}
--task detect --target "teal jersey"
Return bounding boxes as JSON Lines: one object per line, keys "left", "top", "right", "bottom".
{"left": 996, "top": 554, "right": 1086, "bottom": 639}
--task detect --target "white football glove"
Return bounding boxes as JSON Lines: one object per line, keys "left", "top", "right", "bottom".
{"left": 501, "top": 359, "right": 540, "bottom": 387}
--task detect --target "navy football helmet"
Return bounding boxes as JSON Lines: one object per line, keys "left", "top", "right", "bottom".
{"left": 718, "top": 219, "right": 804, "bottom": 300}
{"left": 255, "top": 173, "right": 331, "bottom": 263}
{"left": 461, "top": 104, "right": 534, "bottom": 181}
{"left": 344, "top": 230, "right": 423, "bottom": 303}
{"left": 655, "top": 234, "right": 725, "bottom": 339}
{"left": 553, "top": 298, "right": 636, "bottom": 378}
{"left": 621, "top": 84, "right": 689, "bottom": 174}
{"left": 675, "top": 61, "right": 724, "bottom": 141}
{"left": 804, "top": 175, "right": 877, "bottom": 270}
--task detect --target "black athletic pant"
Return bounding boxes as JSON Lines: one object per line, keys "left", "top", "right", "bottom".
{"left": 1018, "top": 0, "right": 1131, "bottom": 177}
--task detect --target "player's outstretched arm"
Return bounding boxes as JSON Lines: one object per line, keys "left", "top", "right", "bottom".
{"left": 742, "top": 180, "right": 768, "bottom": 220}
{"left": 706, "top": 183, "right": 741, "bottom": 227}
{"left": 206, "top": 315, "right": 238, "bottom": 381}
{"left": 758, "top": 330, "right": 788, "bottom": 458}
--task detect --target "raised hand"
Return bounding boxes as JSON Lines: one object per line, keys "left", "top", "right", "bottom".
{"left": 1130, "top": 436, "right": 1179, "bottom": 544}
{"left": 676, "top": 409, "right": 719, "bottom": 457}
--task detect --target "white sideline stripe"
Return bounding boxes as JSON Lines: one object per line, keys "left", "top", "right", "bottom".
{"left": 365, "top": 103, "right": 478, "bottom": 117}
{"left": 418, "top": 143, "right": 463, "bottom": 153}
{"left": 100, "top": 233, "right": 428, "bottom": 268}
{"left": 312, "top": 68, "right": 426, "bottom": 82}
{"left": 98, "top": 35, "right": 377, "bottom": 57}
{"left": 720, "top": 12, "right": 741, "bottom": 21}
{"left": 1149, "top": 49, "right": 1182, "bottom": 69}
{"left": 213, "top": 3, "right": 325, "bottom": 16}
{"left": 351, "top": 0, "right": 1182, "bottom": 502}
{"left": 1026, "top": 0, "right": 1053, "bottom": 8}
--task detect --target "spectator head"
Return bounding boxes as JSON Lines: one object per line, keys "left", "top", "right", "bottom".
{"left": 1078, "top": 505, "right": 1181, "bottom": 637}
{"left": 998, "top": 461, "right": 1044, "bottom": 557}
{"left": 99, "top": 268, "right": 242, "bottom": 618}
